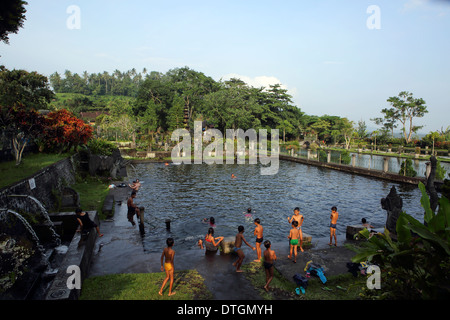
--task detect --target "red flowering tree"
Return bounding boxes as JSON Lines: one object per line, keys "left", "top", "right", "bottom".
{"left": 0, "top": 104, "right": 45, "bottom": 165}
{"left": 43, "top": 109, "right": 93, "bottom": 153}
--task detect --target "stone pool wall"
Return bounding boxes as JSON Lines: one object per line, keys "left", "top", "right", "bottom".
{"left": 0, "top": 156, "right": 78, "bottom": 212}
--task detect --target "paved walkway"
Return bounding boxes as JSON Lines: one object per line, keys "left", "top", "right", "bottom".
{"left": 88, "top": 184, "right": 357, "bottom": 300}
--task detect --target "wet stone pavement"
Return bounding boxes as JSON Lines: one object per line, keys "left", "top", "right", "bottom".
{"left": 88, "top": 184, "right": 357, "bottom": 300}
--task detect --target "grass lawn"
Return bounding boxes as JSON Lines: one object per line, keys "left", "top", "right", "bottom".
{"left": 0, "top": 152, "right": 71, "bottom": 189}
{"left": 242, "top": 261, "right": 365, "bottom": 300}
{"left": 71, "top": 176, "right": 110, "bottom": 220}
{"left": 79, "top": 270, "right": 213, "bottom": 300}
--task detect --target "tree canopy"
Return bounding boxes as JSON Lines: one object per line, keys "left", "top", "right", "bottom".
{"left": 0, "top": 0, "right": 27, "bottom": 44}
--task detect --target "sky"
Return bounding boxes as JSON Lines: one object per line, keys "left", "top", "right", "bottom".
{"left": 1, "top": 0, "right": 449, "bottom": 133}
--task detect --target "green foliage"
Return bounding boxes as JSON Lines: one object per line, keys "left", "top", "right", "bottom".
{"left": 386, "top": 91, "right": 428, "bottom": 144}
{"left": 0, "top": 67, "right": 54, "bottom": 110}
{"left": 347, "top": 182, "right": 450, "bottom": 299}
{"left": 0, "top": 0, "right": 27, "bottom": 44}
{"left": 399, "top": 158, "right": 417, "bottom": 177}
{"left": 87, "top": 138, "right": 116, "bottom": 156}
{"left": 340, "top": 150, "right": 351, "bottom": 165}
{"left": 318, "top": 149, "right": 327, "bottom": 162}
{"left": 436, "top": 161, "right": 447, "bottom": 181}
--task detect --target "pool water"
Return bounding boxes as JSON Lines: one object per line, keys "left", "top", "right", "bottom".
{"left": 129, "top": 161, "right": 425, "bottom": 252}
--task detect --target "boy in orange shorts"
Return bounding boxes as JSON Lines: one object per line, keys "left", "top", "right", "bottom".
{"left": 159, "top": 238, "right": 176, "bottom": 296}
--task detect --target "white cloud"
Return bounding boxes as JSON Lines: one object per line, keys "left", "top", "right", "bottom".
{"left": 221, "top": 73, "right": 286, "bottom": 90}
{"left": 402, "top": 0, "right": 430, "bottom": 11}
{"left": 220, "top": 73, "right": 300, "bottom": 106}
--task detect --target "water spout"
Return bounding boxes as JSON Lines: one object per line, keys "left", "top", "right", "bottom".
{"left": 7, "top": 195, "right": 61, "bottom": 246}
{"left": 0, "top": 208, "right": 45, "bottom": 255}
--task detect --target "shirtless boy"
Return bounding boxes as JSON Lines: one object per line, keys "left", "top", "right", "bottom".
{"left": 253, "top": 218, "right": 264, "bottom": 262}
{"left": 128, "top": 179, "right": 141, "bottom": 192}
{"left": 159, "top": 238, "right": 176, "bottom": 296}
{"left": 232, "top": 225, "right": 255, "bottom": 272}
{"left": 329, "top": 206, "right": 339, "bottom": 246}
{"left": 127, "top": 191, "right": 140, "bottom": 226}
{"left": 263, "top": 240, "right": 277, "bottom": 292}
{"left": 288, "top": 221, "right": 301, "bottom": 263}
{"left": 288, "top": 207, "right": 304, "bottom": 252}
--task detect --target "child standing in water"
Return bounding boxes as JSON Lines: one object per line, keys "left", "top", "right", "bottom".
{"left": 263, "top": 240, "right": 277, "bottom": 292}
{"left": 232, "top": 226, "right": 255, "bottom": 272}
{"left": 288, "top": 207, "right": 304, "bottom": 252}
{"left": 159, "top": 238, "right": 176, "bottom": 296}
{"left": 253, "top": 218, "right": 264, "bottom": 262}
{"left": 329, "top": 206, "right": 339, "bottom": 246}
{"left": 288, "top": 221, "right": 301, "bottom": 263}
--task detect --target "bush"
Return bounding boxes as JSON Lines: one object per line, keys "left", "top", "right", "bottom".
{"left": 87, "top": 138, "right": 117, "bottom": 156}
{"left": 399, "top": 158, "right": 417, "bottom": 177}
{"left": 348, "top": 183, "right": 450, "bottom": 300}
{"left": 436, "top": 161, "right": 447, "bottom": 181}
{"left": 318, "top": 149, "right": 327, "bottom": 162}
{"left": 341, "top": 150, "right": 351, "bottom": 165}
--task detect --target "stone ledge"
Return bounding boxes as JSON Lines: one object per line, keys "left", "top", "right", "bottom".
{"left": 45, "top": 211, "right": 98, "bottom": 300}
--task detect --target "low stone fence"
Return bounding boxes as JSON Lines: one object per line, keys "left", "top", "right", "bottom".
{"left": 280, "top": 154, "right": 428, "bottom": 186}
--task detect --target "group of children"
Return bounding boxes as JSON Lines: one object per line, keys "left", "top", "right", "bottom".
{"left": 158, "top": 206, "right": 340, "bottom": 296}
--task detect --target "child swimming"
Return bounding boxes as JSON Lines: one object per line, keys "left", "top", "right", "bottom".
{"left": 202, "top": 217, "right": 216, "bottom": 227}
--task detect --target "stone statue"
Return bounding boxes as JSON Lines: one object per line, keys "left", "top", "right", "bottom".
{"left": 381, "top": 186, "right": 403, "bottom": 237}
{"left": 426, "top": 156, "right": 439, "bottom": 217}
{"left": 88, "top": 148, "right": 129, "bottom": 178}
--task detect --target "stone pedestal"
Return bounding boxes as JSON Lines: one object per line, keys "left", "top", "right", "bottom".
{"left": 301, "top": 232, "right": 312, "bottom": 245}
{"left": 346, "top": 225, "right": 365, "bottom": 240}
{"left": 219, "top": 236, "right": 236, "bottom": 254}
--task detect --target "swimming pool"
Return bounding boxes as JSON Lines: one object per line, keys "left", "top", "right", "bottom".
{"left": 129, "top": 160, "right": 425, "bottom": 252}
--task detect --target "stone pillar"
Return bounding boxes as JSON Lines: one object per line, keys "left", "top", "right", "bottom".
{"left": 383, "top": 157, "right": 389, "bottom": 173}
{"left": 351, "top": 154, "right": 356, "bottom": 167}
{"left": 307, "top": 149, "right": 311, "bottom": 160}
{"left": 139, "top": 207, "right": 145, "bottom": 235}
{"left": 327, "top": 151, "right": 331, "bottom": 163}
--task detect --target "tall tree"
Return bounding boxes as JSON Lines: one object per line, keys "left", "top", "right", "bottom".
{"left": 336, "top": 117, "right": 354, "bottom": 149}
{"left": 0, "top": 0, "right": 27, "bottom": 44}
{"left": 386, "top": 91, "right": 428, "bottom": 144}
{"left": 0, "top": 104, "right": 44, "bottom": 165}
{"left": 371, "top": 107, "right": 398, "bottom": 138}
{"left": 43, "top": 109, "right": 93, "bottom": 153}
{"left": 356, "top": 119, "right": 369, "bottom": 139}
{"left": 0, "top": 67, "right": 54, "bottom": 110}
